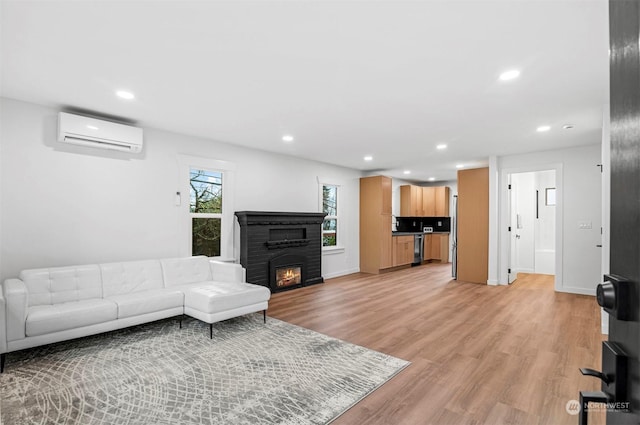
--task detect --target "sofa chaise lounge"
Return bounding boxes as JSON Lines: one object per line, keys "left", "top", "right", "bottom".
{"left": 0, "top": 256, "right": 271, "bottom": 372}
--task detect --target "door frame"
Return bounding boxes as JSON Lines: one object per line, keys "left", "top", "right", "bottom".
{"left": 507, "top": 173, "right": 517, "bottom": 284}
{"left": 498, "top": 163, "right": 563, "bottom": 290}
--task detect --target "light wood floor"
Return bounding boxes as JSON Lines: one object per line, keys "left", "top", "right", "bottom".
{"left": 268, "top": 263, "right": 605, "bottom": 425}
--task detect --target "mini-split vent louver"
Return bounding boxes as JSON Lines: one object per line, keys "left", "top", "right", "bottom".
{"left": 57, "top": 112, "right": 144, "bottom": 153}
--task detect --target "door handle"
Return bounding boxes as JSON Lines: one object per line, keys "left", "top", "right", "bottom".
{"left": 578, "top": 343, "right": 629, "bottom": 423}
{"left": 580, "top": 367, "right": 610, "bottom": 384}
{"left": 596, "top": 244, "right": 603, "bottom": 247}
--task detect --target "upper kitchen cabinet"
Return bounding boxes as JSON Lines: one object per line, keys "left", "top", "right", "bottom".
{"left": 422, "top": 187, "right": 435, "bottom": 216}
{"left": 435, "top": 186, "right": 450, "bottom": 216}
{"left": 360, "top": 176, "right": 393, "bottom": 273}
{"left": 400, "top": 185, "right": 422, "bottom": 216}
{"left": 363, "top": 175, "right": 392, "bottom": 215}
{"left": 400, "top": 185, "right": 450, "bottom": 216}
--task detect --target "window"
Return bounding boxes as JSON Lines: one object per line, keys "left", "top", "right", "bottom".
{"left": 179, "top": 154, "right": 236, "bottom": 260}
{"left": 545, "top": 187, "right": 556, "bottom": 206}
{"left": 322, "top": 184, "right": 338, "bottom": 247}
{"left": 190, "top": 168, "right": 222, "bottom": 257}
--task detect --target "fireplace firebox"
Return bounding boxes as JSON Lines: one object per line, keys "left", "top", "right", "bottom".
{"left": 276, "top": 266, "right": 301, "bottom": 287}
{"left": 235, "top": 211, "right": 326, "bottom": 293}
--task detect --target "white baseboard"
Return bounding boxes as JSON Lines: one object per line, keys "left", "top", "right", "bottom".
{"left": 487, "top": 279, "right": 499, "bottom": 286}
{"left": 323, "top": 268, "right": 360, "bottom": 280}
{"left": 515, "top": 268, "right": 535, "bottom": 274}
{"left": 555, "top": 286, "right": 596, "bottom": 296}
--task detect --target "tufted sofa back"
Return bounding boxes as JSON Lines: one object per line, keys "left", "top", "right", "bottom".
{"left": 16, "top": 257, "right": 216, "bottom": 307}
{"left": 100, "top": 260, "right": 165, "bottom": 297}
{"left": 20, "top": 265, "right": 103, "bottom": 307}
{"left": 160, "top": 256, "right": 212, "bottom": 287}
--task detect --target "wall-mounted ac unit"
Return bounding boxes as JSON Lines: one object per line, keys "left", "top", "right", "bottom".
{"left": 57, "top": 112, "right": 143, "bottom": 153}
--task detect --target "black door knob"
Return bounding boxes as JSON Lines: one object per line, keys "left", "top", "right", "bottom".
{"left": 597, "top": 282, "right": 616, "bottom": 310}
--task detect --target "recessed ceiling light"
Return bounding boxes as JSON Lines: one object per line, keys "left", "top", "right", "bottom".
{"left": 116, "top": 90, "right": 135, "bottom": 100}
{"left": 563, "top": 124, "right": 575, "bottom": 130}
{"left": 364, "top": 156, "right": 373, "bottom": 161}
{"left": 499, "top": 69, "right": 520, "bottom": 81}
{"left": 282, "top": 135, "right": 294, "bottom": 142}
{"left": 456, "top": 164, "right": 465, "bottom": 169}
{"left": 436, "top": 144, "right": 447, "bottom": 150}
{"left": 86, "top": 125, "right": 99, "bottom": 130}
{"left": 537, "top": 125, "right": 551, "bottom": 132}
{"left": 428, "top": 177, "right": 436, "bottom": 181}
{"left": 403, "top": 170, "right": 411, "bottom": 175}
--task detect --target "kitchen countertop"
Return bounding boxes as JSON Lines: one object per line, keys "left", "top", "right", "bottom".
{"left": 392, "top": 231, "right": 450, "bottom": 235}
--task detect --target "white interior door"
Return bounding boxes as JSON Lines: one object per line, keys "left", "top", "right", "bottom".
{"left": 508, "top": 175, "right": 517, "bottom": 284}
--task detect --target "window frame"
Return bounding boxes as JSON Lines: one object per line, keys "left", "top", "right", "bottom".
{"left": 189, "top": 168, "right": 223, "bottom": 257}
{"left": 319, "top": 181, "right": 343, "bottom": 252}
{"left": 179, "top": 155, "right": 236, "bottom": 260}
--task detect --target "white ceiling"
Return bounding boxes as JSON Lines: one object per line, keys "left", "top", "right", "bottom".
{"left": 1, "top": 0, "right": 609, "bottom": 182}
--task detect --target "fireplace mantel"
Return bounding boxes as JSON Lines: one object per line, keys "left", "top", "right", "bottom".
{"left": 235, "top": 211, "right": 326, "bottom": 292}
{"left": 235, "top": 211, "right": 327, "bottom": 226}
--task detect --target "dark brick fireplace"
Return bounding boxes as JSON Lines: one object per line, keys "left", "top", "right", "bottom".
{"left": 235, "top": 211, "right": 326, "bottom": 293}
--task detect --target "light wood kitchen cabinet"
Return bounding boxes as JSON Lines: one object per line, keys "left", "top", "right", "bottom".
{"left": 423, "top": 233, "right": 450, "bottom": 263}
{"left": 457, "top": 167, "right": 489, "bottom": 283}
{"left": 422, "top": 187, "right": 436, "bottom": 216}
{"left": 400, "top": 185, "right": 450, "bottom": 216}
{"left": 400, "top": 185, "right": 422, "bottom": 216}
{"left": 379, "top": 215, "right": 393, "bottom": 269}
{"left": 435, "top": 186, "right": 450, "bottom": 216}
{"left": 430, "top": 234, "right": 441, "bottom": 259}
{"left": 423, "top": 234, "right": 432, "bottom": 260}
{"left": 393, "top": 235, "right": 414, "bottom": 266}
{"left": 360, "top": 176, "right": 393, "bottom": 273}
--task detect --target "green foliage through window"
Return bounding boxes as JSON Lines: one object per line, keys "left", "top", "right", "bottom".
{"left": 190, "top": 168, "right": 223, "bottom": 257}
{"left": 190, "top": 169, "right": 222, "bottom": 213}
{"left": 192, "top": 218, "right": 221, "bottom": 257}
{"left": 322, "top": 185, "right": 338, "bottom": 247}
{"left": 323, "top": 185, "right": 337, "bottom": 216}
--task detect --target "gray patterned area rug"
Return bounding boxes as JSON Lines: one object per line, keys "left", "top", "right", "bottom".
{"left": 0, "top": 314, "right": 409, "bottom": 424}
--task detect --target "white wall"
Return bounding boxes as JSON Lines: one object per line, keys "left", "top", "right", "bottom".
{"left": 0, "top": 98, "right": 362, "bottom": 281}
{"left": 495, "top": 144, "right": 602, "bottom": 295}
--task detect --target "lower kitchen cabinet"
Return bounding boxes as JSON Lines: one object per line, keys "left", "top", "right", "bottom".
{"left": 423, "top": 233, "right": 449, "bottom": 263}
{"left": 393, "top": 235, "right": 414, "bottom": 266}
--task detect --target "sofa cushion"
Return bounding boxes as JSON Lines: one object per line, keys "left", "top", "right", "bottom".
{"left": 26, "top": 299, "right": 117, "bottom": 337}
{"left": 107, "top": 289, "right": 184, "bottom": 319}
{"left": 184, "top": 282, "right": 271, "bottom": 314}
{"left": 100, "top": 260, "right": 165, "bottom": 297}
{"left": 20, "top": 265, "right": 102, "bottom": 307}
{"left": 160, "top": 256, "right": 212, "bottom": 287}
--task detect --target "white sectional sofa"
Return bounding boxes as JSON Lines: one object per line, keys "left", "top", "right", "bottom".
{"left": 0, "top": 256, "right": 271, "bottom": 372}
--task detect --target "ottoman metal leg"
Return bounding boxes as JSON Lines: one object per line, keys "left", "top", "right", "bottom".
{"left": 210, "top": 323, "right": 213, "bottom": 339}
{"left": 1, "top": 353, "right": 5, "bottom": 373}
{"left": 263, "top": 310, "right": 266, "bottom": 323}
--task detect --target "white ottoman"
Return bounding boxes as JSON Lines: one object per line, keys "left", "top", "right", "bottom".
{"left": 183, "top": 282, "right": 271, "bottom": 338}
